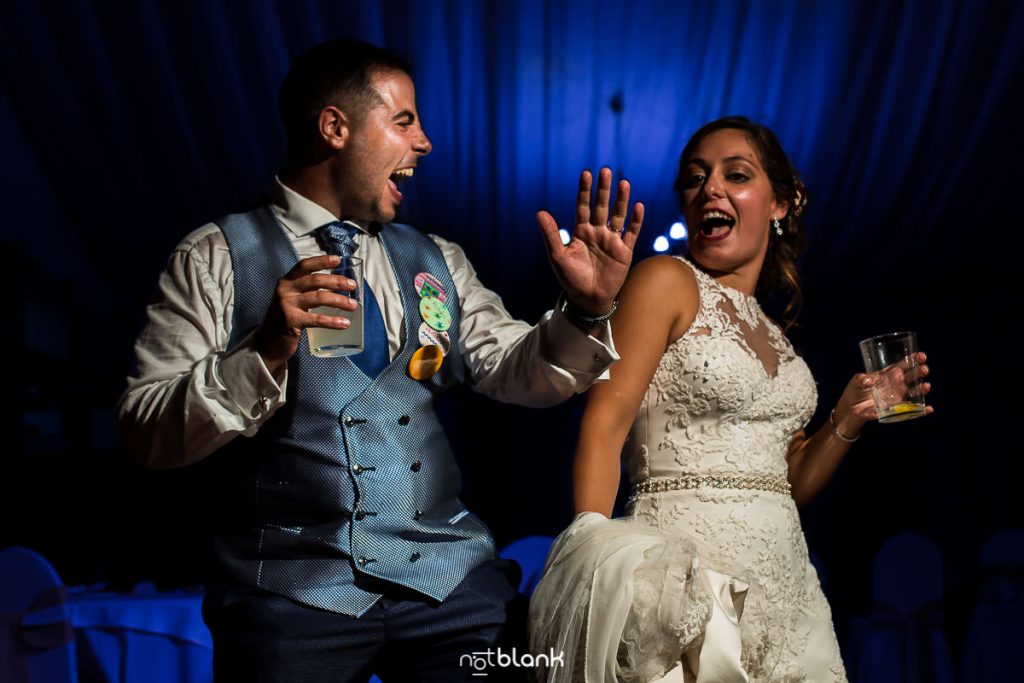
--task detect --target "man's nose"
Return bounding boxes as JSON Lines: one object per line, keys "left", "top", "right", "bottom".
{"left": 414, "top": 127, "right": 432, "bottom": 155}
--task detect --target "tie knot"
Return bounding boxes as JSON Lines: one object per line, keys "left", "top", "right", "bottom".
{"left": 315, "top": 222, "right": 360, "bottom": 257}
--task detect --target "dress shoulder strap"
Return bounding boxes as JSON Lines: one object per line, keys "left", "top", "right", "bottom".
{"left": 671, "top": 256, "right": 716, "bottom": 331}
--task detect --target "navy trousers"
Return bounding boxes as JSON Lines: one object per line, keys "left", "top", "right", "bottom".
{"left": 203, "top": 558, "right": 528, "bottom": 682}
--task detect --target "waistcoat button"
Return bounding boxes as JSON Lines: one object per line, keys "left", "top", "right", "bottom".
{"left": 411, "top": 461, "right": 422, "bottom": 472}
{"left": 398, "top": 415, "right": 411, "bottom": 425}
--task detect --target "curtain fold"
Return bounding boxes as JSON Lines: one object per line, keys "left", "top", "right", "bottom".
{"left": 3, "top": 0, "right": 1020, "bottom": 305}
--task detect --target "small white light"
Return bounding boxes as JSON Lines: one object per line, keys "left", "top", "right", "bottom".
{"left": 559, "top": 229, "right": 571, "bottom": 245}
{"left": 669, "top": 221, "right": 687, "bottom": 240}
{"left": 653, "top": 235, "right": 670, "bottom": 252}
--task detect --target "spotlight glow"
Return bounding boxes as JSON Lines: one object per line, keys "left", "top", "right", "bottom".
{"left": 669, "top": 221, "right": 687, "bottom": 240}
{"left": 559, "top": 229, "right": 571, "bottom": 245}
{"left": 653, "top": 235, "right": 670, "bottom": 252}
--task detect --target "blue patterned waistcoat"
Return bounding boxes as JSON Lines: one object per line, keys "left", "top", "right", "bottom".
{"left": 211, "top": 207, "right": 495, "bottom": 617}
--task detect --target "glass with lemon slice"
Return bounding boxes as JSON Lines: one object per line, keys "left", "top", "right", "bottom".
{"left": 859, "top": 332, "right": 928, "bottom": 423}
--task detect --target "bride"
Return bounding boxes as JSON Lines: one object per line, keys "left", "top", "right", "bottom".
{"left": 528, "top": 116, "right": 931, "bottom": 682}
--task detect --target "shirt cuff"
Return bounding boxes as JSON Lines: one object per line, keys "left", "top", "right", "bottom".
{"left": 218, "top": 331, "right": 287, "bottom": 423}
{"left": 541, "top": 306, "right": 619, "bottom": 384}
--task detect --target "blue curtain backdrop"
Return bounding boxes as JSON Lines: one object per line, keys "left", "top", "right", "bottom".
{"left": 2, "top": 0, "right": 1021, "bottom": 674}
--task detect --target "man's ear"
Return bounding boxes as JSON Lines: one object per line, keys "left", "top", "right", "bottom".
{"left": 319, "top": 105, "right": 349, "bottom": 150}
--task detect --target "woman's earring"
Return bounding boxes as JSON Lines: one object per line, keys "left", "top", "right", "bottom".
{"left": 773, "top": 216, "right": 783, "bottom": 236}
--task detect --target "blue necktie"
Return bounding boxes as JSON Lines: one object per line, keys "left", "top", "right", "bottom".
{"left": 314, "top": 222, "right": 390, "bottom": 378}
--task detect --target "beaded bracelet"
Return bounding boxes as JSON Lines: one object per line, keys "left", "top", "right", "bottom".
{"left": 829, "top": 408, "right": 860, "bottom": 443}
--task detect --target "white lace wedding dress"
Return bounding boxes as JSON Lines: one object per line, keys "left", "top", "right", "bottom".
{"left": 529, "top": 257, "right": 847, "bottom": 682}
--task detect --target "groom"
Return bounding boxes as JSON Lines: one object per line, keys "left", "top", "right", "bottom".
{"left": 116, "top": 38, "right": 642, "bottom": 681}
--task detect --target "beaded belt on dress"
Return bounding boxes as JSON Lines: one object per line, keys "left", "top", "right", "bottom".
{"left": 631, "top": 473, "right": 791, "bottom": 496}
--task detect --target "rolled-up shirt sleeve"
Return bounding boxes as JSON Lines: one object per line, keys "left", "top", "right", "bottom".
{"left": 433, "top": 235, "right": 619, "bottom": 407}
{"left": 115, "top": 225, "right": 285, "bottom": 469}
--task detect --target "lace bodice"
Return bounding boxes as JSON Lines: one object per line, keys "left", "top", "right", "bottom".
{"left": 624, "top": 257, "right": 817, "bottom": 484}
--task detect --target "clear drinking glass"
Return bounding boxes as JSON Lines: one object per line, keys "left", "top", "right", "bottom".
{"left": 307, "top": 255, "right": 364, "bottom": 357}
{"left": 858, "top": 331, "right": 927, "bottom": 423}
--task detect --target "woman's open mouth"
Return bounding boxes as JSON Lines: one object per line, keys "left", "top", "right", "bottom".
{"left": 698, "top": 210, "right": 735, "bottom": 240}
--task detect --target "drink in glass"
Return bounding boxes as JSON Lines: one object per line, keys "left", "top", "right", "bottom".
{"left": 858, "top": 331, "right": 927, "bottom": 423}
{"left": 308, "top": 256, "right": 364, "bottom": 357}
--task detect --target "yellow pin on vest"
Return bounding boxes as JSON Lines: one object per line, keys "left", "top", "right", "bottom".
{"left": 408, "top": 344, "right": 444, "bottom": 380}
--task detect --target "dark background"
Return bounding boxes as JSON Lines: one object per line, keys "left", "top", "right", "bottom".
{"left": 1, "top": 0, "right": 1021, "bottom": 671}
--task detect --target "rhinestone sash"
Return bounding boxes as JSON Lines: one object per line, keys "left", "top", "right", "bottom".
{"left": 632, "top": 473, "right": 792, "bottom": 497}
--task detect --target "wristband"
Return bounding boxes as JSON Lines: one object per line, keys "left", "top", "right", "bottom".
{"left": 558, "top": 293, "right": 618, "bottom": 331}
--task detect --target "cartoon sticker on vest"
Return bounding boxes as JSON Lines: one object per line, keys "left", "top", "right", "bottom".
{"left": 418, "top": 322, "right": 452, "bottom": 355}
{"left": 418, "top": 295, "right": 451, "bottom": 332}
{"left": 414, "top": 271, "right": 447, "bottom": 303}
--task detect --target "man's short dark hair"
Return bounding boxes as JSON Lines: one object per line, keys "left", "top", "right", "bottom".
{"left": 278, "top": 38, "right": 412, "bottom": 162}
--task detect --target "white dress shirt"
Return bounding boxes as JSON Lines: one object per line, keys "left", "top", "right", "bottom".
{"left": 117, "top": 179, "right": 618, "bottom": 469}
